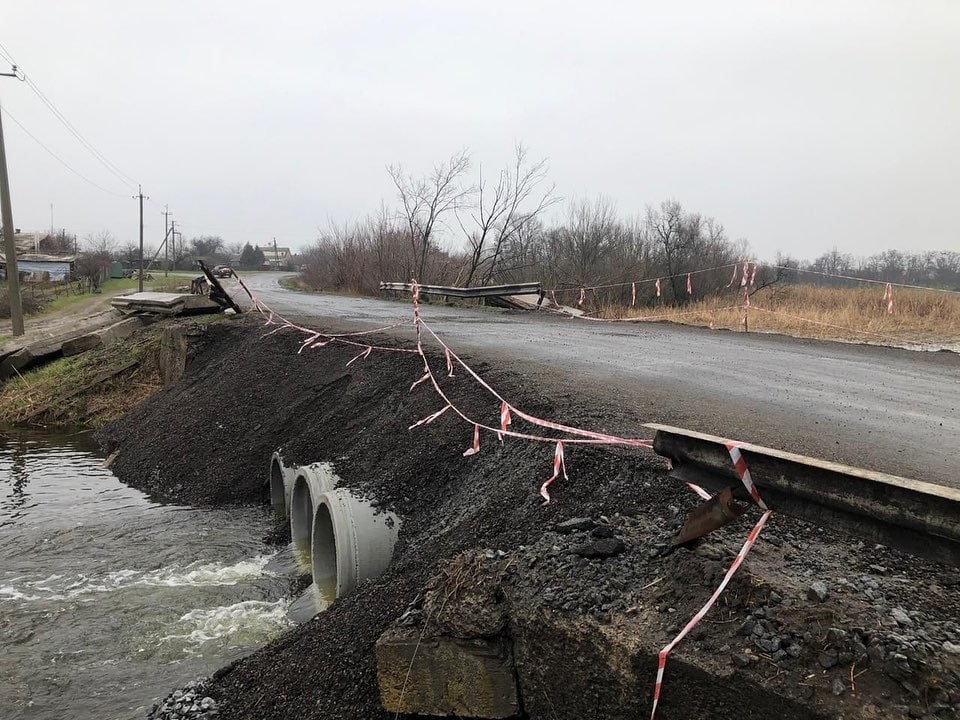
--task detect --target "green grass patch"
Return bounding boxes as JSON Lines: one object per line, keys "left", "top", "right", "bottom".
{"left": 35, "top": 277, "right": 184, "bottom": 316}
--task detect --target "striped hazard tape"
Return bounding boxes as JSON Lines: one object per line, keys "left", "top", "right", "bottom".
{"left": 463, "top": 423, "right": 481, "bottom": 456}
{"left": 539, "top": 441, "right": 567, "bottom": 503}
{"left": 498, "top": 401, "right": 512, "bottom": 442}
{"left": 649, "top": 444, "right": 771, "bottom": 719}
{"left": 725, "top": 443, "right": 767, "bottom": 510}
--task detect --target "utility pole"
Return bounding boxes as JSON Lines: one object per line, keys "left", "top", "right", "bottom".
{"left": 134, "top": 185, "right": 147, "bottom": 292}
{"left": 170, "top": 219, "right": 176, "bottom": 270}
{"left": 0, "top": 65, "right": 24, "bottom": 336}
{"left": 173, "top": 227, "right": 182, "bottom": 270}
{"left": 273, "top": 236, "right": 279, "bottom": 270}
{"left": 162, "top": 205, "right": 172, "bottom": 277}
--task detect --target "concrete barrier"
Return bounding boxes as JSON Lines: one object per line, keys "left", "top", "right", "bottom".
{"left": 312, "top": 488, "right": 400, "bottom": 598}
{"left": 646, "top": 423, "right": 960, "bottom": 566}
{"left": 289, "top": 463, "right": 338, "bottom": 566}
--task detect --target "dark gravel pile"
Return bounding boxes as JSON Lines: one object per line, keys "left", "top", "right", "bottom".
{"left": 98, "top": 318, "right": 960, "bottom": 720}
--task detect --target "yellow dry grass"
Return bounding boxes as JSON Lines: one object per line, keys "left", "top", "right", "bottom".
{"left": 599, "top": 284, "right": 960, "bottom": 348}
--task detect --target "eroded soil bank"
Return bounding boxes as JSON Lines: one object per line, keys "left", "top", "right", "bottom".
{"left": 96, "top": 318, "right": 960, "bottom": 720}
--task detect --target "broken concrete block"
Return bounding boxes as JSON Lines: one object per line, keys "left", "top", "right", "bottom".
{"left": 376, "top": 627, "right": 519, "bottom": 718}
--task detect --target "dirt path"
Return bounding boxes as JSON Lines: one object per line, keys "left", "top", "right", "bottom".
{"left": 0, "top": 274, "right": 194, "bottom": 342}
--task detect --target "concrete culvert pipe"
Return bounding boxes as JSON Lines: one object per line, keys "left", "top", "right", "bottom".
{"left": 289, "top": 464, "right": 339, "bottom": 570}
{"left": 268, "top": 451, "right": 297, "bottom": 518}
{"left": 311, "top": 489, "right": 400, "bottom": 599}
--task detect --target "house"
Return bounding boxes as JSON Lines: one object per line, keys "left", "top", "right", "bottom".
{"left": 258, "top": 245, "right": 294, "bottom": 270}
{"left": 0, "top": 251, "right": 78, "bottom": 281}
{"left": 0, "top": 230, "right": 77, "bottom": 281}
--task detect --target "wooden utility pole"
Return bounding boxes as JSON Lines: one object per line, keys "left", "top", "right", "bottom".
{"left": 162, "top": 205, "right": 172, "bottom": 277}
{"left": 273, "top": 236, "right": 279, "bottom": 270}
{"left": 170, "top": 219, "right": 177, "bottom": 269}
{"left": 0, "top": 67, "right": 24, "bottom": 336}
{"left": 134, "top": 185, "right": 147, "bottom": 292}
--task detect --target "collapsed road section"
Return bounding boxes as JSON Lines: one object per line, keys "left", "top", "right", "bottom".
{"left": 96, "top": 317, "right": 960, "bottom": 720}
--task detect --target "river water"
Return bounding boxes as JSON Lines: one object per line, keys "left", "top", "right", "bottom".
{"left": 0, "top": 428, "right": 295, "bottom": 720}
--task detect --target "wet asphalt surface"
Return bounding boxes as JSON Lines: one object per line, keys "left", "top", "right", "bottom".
{"left": 237, "top": 273, "right": 959, "bottom": 490}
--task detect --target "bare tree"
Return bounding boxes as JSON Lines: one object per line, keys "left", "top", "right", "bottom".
{"left": 388, "top": 150, "right": 473, "bottom": 281}
{"left": 39, "top": 229, "right": 76, "bottom": 255}
{"left": 84, "top": 230, "right": 117, "bottom": 257}
{"left": 116, "top": 241, "right": 139, "bottom": 265}
{"left": 647, "top": 201, "right": 689, "bottom": 299}
{"left": 190, "top": 235, "right": 225, "bottom": 257}
{"left": 458, "top": 144, "right": 559, "bottom": 286}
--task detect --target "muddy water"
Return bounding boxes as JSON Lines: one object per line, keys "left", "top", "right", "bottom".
{"left": 0, "top": 428, "right": 294, "bottom": 720}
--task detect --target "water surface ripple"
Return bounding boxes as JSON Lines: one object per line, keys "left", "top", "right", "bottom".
{"left": 0, "top": 428, "right": 290, "bottom": 720}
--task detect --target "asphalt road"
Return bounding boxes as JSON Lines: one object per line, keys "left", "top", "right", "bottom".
{"left": 238, "top": 273, "right": 959, "bottom": 489}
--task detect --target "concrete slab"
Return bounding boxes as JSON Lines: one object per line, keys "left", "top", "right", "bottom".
{"left": 376, "top": 628, "right": 519, "bottom": 718}
{"left": 111, "top": 292, "right": 220, "bottom": 314}
{"left": 62, "top": 317, "right": 145, "bottom": 356}
{"left": 0, "top": 310, "right": 127, "bottom": 378}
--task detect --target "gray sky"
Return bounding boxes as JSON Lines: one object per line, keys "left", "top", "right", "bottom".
{"left": 1, "top": 1, "right": 958, "bottom": 259}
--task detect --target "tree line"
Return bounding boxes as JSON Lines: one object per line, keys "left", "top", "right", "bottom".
{"left": 302, "top": 146, "right": 747, "bottom": 304}
{"left": 25, "top": 230, "right": 275, "bottom": 282}
{"left": 301, "top": 146, "right": 960, "bottom": 304}
{"left": 800, "top": 248, "right": 960, "bottom": 289}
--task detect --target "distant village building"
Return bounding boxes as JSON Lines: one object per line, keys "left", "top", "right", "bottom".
{"left": 258, "top": 245, "right": 293, "bottom": 270}
{"left": 0, "top": 230, "right": 77, "bottom": 281}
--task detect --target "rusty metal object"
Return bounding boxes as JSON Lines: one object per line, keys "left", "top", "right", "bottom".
{"left": 674, "top": 487, "right": 745, "bottom": 546}
{"left": 647, "top": 422, "right": 960, "bottom": 566}
{"left": 198, "top": 259, "right": 242, "bottom": 313}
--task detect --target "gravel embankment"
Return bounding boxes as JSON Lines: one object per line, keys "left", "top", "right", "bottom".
{"left": 99, "top": 318, "right": 959, "bottom": 720}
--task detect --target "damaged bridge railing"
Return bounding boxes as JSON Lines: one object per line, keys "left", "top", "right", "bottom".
{"left": 379, "top": 281, "right": 544, "bottom": 303}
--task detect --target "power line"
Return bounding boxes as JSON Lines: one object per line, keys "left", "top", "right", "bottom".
{"left": 0, "top": 43, "right": 15, "bottom": 67}
{"left": 0, "top": 40, "right": 139, "bottom": 190}
{"left": 0, "top": 105, "right": 129, "bottom": 197}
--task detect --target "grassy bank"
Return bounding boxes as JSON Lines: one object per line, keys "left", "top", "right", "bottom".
{"left": 278, "top": 275, "right": 311, "bottom": 291}
{"left": 599, "top": 284, "right": 960, "bottom": 346}
{"left": 0, "top": 314, "right": 229, "bottom": 428}
{"left": 0, "top": 330, "right": 163, "bottom": 428}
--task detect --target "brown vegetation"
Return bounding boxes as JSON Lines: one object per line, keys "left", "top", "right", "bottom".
{"left": 296, "top": 147, "right": 960, "bottom": 347}
{"left": 598, "top": 285, "right": 960, "bottom": 346}
{"left": 0, "top": 326, "right": 164, "bottom": 427}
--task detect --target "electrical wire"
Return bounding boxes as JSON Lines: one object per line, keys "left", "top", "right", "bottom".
{"left": 0, "top": 105, "right": 130, "bottom": 197}
{"left": 770, "top": 265, "right": 960, "bottom": 295}
{"left": 0, "top": 39, "right": 139, "bottom": 190}
{"left": 0, "top": 42, "right": 15, "bottom": 66}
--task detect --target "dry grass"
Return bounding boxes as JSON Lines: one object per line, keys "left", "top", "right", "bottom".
{"left": 597, "top": 284, "right": 960, "bottom": 348}
{"left": 0, "top": 331, "right": 163, "bottom": 427}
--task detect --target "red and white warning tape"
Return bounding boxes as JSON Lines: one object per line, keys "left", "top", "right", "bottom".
{"left": 649, "top": 445, "right": 772, "bottom": 719}
{"left": 540, "top": 441, "right": 568, "bottom": 503}
{"left": 726, "top": 264, "right": 738, "bottom": 288}
{"left": 234, "top": 271, "right": 773, "bottom": 717}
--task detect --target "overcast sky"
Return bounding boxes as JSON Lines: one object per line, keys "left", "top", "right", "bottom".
{"left": 1, "top": 1, "right": 958, "bottom": 259}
